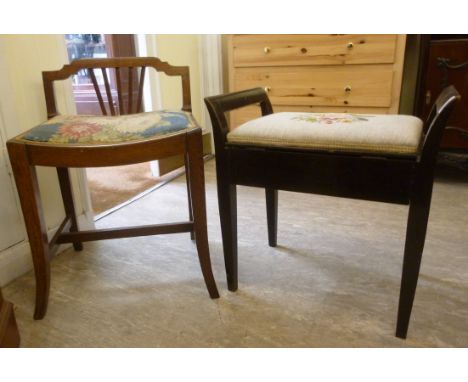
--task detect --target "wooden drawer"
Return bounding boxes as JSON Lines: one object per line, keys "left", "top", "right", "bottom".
{"left": 230, "top": 105, "right": 389, "bottom": 129}
{"left": 232, "top": 34, "right": 398, "bottom": 67}
{"left": 234, "top": 65, "right": 394, "bottom": 108}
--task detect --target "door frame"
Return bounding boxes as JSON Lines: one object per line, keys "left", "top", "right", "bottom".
{"left": 60, "top": 35, "right": 95, "bottom": 224}
{"left": 199, "top": 34, "right": 224, "bottom": 152}
{"left": 136, "top": 34, "right": 164, "bottom": 176}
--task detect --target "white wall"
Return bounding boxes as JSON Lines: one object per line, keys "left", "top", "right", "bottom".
{"left": 0, "top": 35, "right": 90, "bottom": 227}
{"left": 0, "top": 35, "right": 93, "bottom": 286}
{"left": 139, "top": 35, "right": 205, "bottom": 126}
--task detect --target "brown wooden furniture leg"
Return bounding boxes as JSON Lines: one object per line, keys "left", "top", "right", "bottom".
{"left": 186, "top": 131, "right": 219, "bottom": 298}
{"left": 216, "top": 177, "right": 238, "bottom": 291}
{"left": 396, "top": 177, "right": 433, "bottom": 339}
{"left": 7, "top": 143, "right": 51, "bottom": 320}
{"left": 184, "top": 153, "right": 195, "bottom": 240}
{"left": 57, "top": 167, "right": 83, "bottom": 251}
{"left": 0, "top": 289, "right": 20, "bottom": 348}
{"left": 265, "top": 188, "right": 278, "bottom": 247}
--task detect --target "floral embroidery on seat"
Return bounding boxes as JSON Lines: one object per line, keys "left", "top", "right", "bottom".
{"left": 293, "top": 113, "right": 374, "bottom": 124}
{"left": 20, "top": 110, "right": 198, "bottom": 144}
{"left": 58, "top": 122, "right": 101, "bottom": 140}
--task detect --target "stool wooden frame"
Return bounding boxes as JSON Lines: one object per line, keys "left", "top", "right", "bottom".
{"left": 7, "top": 57, "right": 219, "bottom": 320}
{"left": 205, "top": 86, "right": 459, "bottom": 338}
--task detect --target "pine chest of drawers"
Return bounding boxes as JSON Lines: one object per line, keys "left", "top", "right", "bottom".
{"left": 225, "top": 34, "right": 407, "bottom": 128}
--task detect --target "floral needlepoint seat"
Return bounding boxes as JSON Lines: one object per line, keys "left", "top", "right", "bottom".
{"left": 18, "top": 110, "right": 199, "bottom": 144}
{"left": 227, "top": 112, "right": 424, "bottom": 155}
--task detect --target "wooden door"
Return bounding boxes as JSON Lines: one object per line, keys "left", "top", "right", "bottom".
{"left": 66, "top": 34, "right": 138, "bottom": 115}
{"left": 66, "top": 35, "right": 182, "bottom": 177}
{"left": 418, "top": 37, "right": 468, "bottom": 150}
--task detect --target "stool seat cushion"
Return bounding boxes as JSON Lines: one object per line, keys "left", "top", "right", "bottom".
{"left": 227, "top": 112, "right": 424, "bottom": 155}
{"left": 18, "top": 110, "right": 198, "bottom": 145}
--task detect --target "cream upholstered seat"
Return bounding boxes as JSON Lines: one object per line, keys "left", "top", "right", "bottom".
{"left": 227, "top": 112, "right": 424, "bottom": 155}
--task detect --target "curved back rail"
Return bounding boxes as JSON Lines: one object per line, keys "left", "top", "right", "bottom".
{"left": 43, "top": 57, "right": 192, "bottom": 119}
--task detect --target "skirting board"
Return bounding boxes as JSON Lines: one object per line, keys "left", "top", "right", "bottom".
{"left": 0, "top": 212, "right": 94, "bottom": 287}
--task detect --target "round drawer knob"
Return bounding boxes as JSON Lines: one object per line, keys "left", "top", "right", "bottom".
{"left": 264, "top": 86, "right": 271, "bottom": 93}
{"left": 347, "top": 42, "right": 354, "bottom": 49}
{"left": 344, "top": 85, "right": 352, "bottom": 92}
{"left": 264, "top": 46, "right": 271, "bottom": 54}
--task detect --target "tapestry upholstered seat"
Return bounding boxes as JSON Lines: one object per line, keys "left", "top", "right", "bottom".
{"left": 18, "top": 110, "right": 199, "bottom": 145}
{"left": 227, "top": 112, "right": 423, "bottom": 156}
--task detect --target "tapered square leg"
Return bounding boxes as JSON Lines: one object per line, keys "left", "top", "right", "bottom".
{"left": 7, "top": 142, "right": 51, "bottom": 320}
{"left": 215, "top": 161, "right": 238, "bottom": 291}
{"left": 184, "top": 153, "right": 195, "bottom": 240}
{"left": 57, "top": 167, "right": 82, "bottom": 251}
{"left": 265, "top": 188, "right": 278, "bottom": 247}
{"left": 186, "top": 131, "right": 219, "bottom": 298}
{"left": 396, "top": 182, "right": 433, "bottom": 339}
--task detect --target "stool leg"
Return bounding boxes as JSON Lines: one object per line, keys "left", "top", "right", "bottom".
{"left": 57, "top": 167, "right": 82, "bottom": 251}
{"left": 184, "top": 153, "right": 195, "bottom": 241}
{"left": 265, "top": 188, "right": 278, "bottom": 247}
{"left": 396, "top": 181, "right": 433, "bottom": 339}
{"left": 187, "top": 132, "right": 219, "bottom": 299}
{"left": 7, "top": 143, "right": 51, "bottom": 320}
{"left": 215, "top": 159, "right": 238, "bottom": 292}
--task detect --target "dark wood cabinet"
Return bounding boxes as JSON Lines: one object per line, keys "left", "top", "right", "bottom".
{"left": 415, "top": 35, "right": 468, "bottom": 151}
